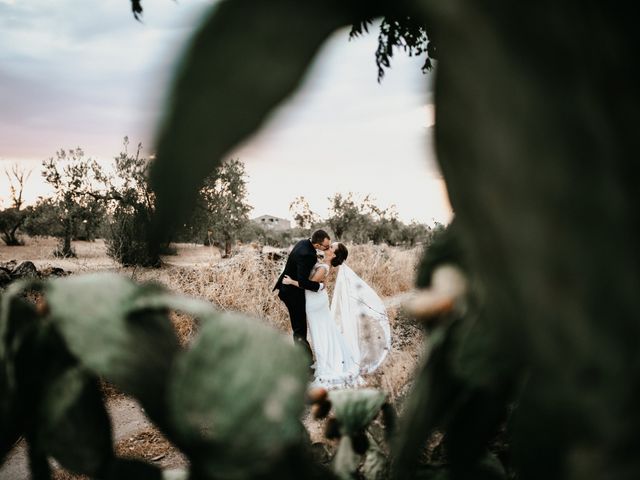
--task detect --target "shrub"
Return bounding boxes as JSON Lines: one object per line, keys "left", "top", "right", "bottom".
{"left": 105, "top": 207, "right": 159, "bottom": 267}
{"left": 104, "top": 139, "right": 160, "bottom": 267}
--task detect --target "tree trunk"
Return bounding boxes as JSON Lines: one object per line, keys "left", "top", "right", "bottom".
{"left": 59, "top": 216, "right": 75, "bottom": 257}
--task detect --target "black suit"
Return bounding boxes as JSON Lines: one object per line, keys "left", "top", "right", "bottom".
{"left": 274, "top": 239, "right": 321, "bottom": 362}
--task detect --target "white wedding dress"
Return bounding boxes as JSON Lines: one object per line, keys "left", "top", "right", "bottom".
{"left": 306, "top": 262, "right": 391, "bottom": 389}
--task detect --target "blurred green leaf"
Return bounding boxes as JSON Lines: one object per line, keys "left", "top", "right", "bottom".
{"left": 0, "top": 279, "right": 41, "bottom": 367}
{"left": 104, "top": 457, "right": 162, "bottom": 480}
{"left": 167, "top": 312, "right": 309, "bottom": 478}
{"left": 445, "top": 314, "right": 516, "bottom": 473}
{"left": 38, "top": 367, "right": 113, "bottom": 477}
{"left": 363, "top": 438, "right": 388, "bottom": 480}
{"left": 329, "top": 389, "right": 388, "bottom": 436}
{"left": 150, "top": 0, "right": 355, "bottom": 236}
{"left": 415, "top": 221, "right": 465, "bottom": 289}
{"left": 333, "top": 436, "right": 360, "bottom": 480}
{"left": 0, "top": 361, "right": 18, "bottom": 462}
{"left": 393, "top": 289, "right": 517, "bottom": 479}
{"left": 162, "top": 469, "right": 189, "bottom": 480}
{"left": 391, "top": 324, "right": 459, "bottom": 479}
{"left": 0, "top": 283, "right": 41, "bottom": 460}
{"left": 476, "top": 452, "right": 508, "bottom": 480}
{"left": 412, "top": 465, "right": 451, "bottom": 480}
{"left": 45, "top": 273, "right": 179, "bottom": 421}
{"left": 130, "top": 290, "right": 214, "bottom": 323}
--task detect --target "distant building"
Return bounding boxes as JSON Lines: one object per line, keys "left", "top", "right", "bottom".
{"left": 253, "top": 215, "right": 291, "bottom": 231}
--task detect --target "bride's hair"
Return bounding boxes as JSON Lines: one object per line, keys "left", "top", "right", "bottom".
{"left": 331, "top": 243, "right": 348, "bottom": 267}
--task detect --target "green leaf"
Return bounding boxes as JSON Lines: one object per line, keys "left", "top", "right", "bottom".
{"left": 0, "top": 279, "right": 41, "bottom": 364}
{"left": 167, "top": 312, "right": 309, "bottom": 478}
{"left": 476, "top": 452, "right": 508, "bottom": 480}
{"left": 4, "top": 293, "right": 113, "bottom": 478}
{"left": 329, "top": 389, "right": 388, "bottom": 436}
{"left": 0, "top": 356, "right": 21, "bottom": 463}
{"left": 444, "top": 316, "right": 515, "bottom": 471}
{"left": 150, "top": 0, "right": 354, "bottom": 236}
{"left": 333, "top": 436, "right": 360, "bottom": 480}
{"left": 363, "top": 438, "right": 388, "bottom": 480}
{"left": 391, "top": 324, "right": 463, "bottom": 479}
{"left": 104, "top": 457, "right": 162, "bottom": 480}
{"left": 45, "top": 273, "right": 180, "bottom": 421}
{"left": 130, "top": 290, "right": 215, "bottom": 323}
{"left": 0, "top": 283, "right": 41, "bottom": 460}
{"left": 415, "top": 221, "right": 465, "bottom": 289}
{"left": 412, "top": 465, "right": 452, "bottom": 480}
{"left": 162, "top": 469, "right": 189, "bottom": 480}
{"left": 38, "top": 367, "right": 113, "bottom": 477}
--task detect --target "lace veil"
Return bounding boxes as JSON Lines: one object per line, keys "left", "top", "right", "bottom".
{"left": 330, "top": 264, "right": 391, "bottom": 374}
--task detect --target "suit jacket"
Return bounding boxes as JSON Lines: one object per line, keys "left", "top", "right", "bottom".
{"left": 273, "top": 239, "right": 321, "bottom": 292}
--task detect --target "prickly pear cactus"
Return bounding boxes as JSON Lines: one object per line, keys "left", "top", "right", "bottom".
{"left": 310, "top": 389, "right": 392, "bottom": 480}
{"left": 45, "top": 274, "right": 180, "bottom": 422}
{"left": 167, "top": 312, "right": 309, "bottom": 478}
{"left": 0, "top": 273, "right": 313, "bottom": 479}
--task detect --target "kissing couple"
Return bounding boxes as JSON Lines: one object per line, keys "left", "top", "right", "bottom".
{"left": 274, "top": 230, "right": 391, "bottom": 389}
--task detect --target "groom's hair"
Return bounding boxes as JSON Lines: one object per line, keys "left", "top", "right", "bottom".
{"left": 311, "top": 229, "right": 330, "bottom": 244}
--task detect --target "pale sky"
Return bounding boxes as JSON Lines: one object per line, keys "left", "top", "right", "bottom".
{"left": 0, "top": 0, "right": 452, "bottom": 225}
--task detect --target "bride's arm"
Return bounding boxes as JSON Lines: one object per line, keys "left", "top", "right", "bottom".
{"left": 282, "top": 275, "right": 299, "bottom": 287}
{"left": 310, "top": 266, "right": 328, "bottom": 283}
{"left": 283, "top": 266, "right": 327, "bottom": 288}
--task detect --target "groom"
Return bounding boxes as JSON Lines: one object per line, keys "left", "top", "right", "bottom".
{"left": 274, "top": 229, "right": 331, "bottom": 366}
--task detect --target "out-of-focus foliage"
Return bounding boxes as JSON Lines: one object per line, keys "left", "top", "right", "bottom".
{"left": 393, "top": 223, "right": 513, "bottom": 480}
{"left": 0, "top": 274, "right": 316, "bottom": 479}
{"left": 2, "top": 0, "right": 636, "bottom": 478}
{"left": 168, "top": 313, "right": 308, "bottom": 478}
{"left": 311, "top": 389, "right": 395, "bottom": 480}
{"left": 393, "top": 2, "right": 640, "bottom": 480}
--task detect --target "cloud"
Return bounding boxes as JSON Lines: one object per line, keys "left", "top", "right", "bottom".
{"left": 0, "top": 0, "right": 214, "bottom": 161}
{"left": 0, "top": 5, "right": 450, "bottom": 223}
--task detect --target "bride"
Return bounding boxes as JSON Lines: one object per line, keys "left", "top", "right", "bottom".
{"left": 283, "top": 242, "right": 391, "bottom": 389}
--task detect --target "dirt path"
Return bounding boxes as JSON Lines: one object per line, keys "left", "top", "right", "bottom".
{"left": 0, "top": 397, "right": 187, "bottom": 480}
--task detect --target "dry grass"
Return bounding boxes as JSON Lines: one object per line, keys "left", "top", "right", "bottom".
{"left": 114, "top": 428, "right": 187, "bottom": 466}
{"left": 170, "top": 311, "right": 198, "bottom": 348}
{"left": 3, "top": 238, "right": 427, "bottom": 479}
{"left": 328, "top": 244, "right": 420, "bottom": 298}
{"left": 155, "top": 250, "right": 291, "bottom": 331}
{"left": 50, "top": 428, "right": 187, "bottom": 480}
{"left": 138, "top": 244, "right": 425, "bottom": 400}
{"left": 2, "top": 238, "right": 426, "bottom": 402}
{"left": 52, "top": 469, "right": 89, "bottom": 480}
{"left": 139, "top": 243, "right": 422, "bottom": 333}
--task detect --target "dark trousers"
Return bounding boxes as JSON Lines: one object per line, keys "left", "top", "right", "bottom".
{"left": 278, "top": 287, "right": 313, "bottom": 365}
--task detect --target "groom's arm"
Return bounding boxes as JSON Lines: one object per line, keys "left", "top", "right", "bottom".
{"left": 297, "top": 254, "right": 321, "bottom": 292}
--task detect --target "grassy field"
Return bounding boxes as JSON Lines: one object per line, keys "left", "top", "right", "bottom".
{"left": 1, "top": 236, "right": 427, "bottom": 477}
{"left": 1, "top": 236, "right": 425, "bottom": 399}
